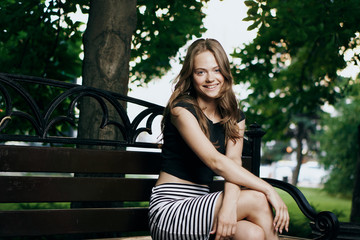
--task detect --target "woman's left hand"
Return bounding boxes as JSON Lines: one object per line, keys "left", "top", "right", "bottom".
{"left": 266, "top": 188, "right": 290, "bottom": 234}
{"left": 210, "top": 203, "right": 237, "bottom": 240}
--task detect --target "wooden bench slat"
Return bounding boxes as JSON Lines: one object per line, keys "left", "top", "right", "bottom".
{"left": 0, "top": 176, "right": 157, "bottom": 202}
{"left": 0, "top": 146, "right": 253, "bottom": 174}
{"left": 0, "top": 176, "right": 224, "bottom": 203}
{"left": 0, "top": 208, "right": 149, "bottom": 237}
{"left": 0, "top": 146, "right": 162, "bottom": 174}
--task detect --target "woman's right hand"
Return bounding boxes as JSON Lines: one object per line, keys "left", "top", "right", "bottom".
{"left": 211, "top": 201, "right": 237, "bottom": 240}
{"left": 265, "top": 188, "right": 290, "bottom": 234}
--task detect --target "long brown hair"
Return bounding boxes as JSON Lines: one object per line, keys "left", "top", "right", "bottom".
{"left": 162, "top": 38, "right": 243, "bottom": 143}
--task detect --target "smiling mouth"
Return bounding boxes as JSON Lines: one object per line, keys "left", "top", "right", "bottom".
{"left": 203, "top": 84, "right": 219, "bottom": 89}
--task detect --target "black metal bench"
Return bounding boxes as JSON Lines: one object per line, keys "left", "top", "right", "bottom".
{"left": 0, "top": 73, "right": 341, "bottom": 239}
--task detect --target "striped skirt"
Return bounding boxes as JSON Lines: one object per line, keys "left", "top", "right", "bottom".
{"left": 148, "top": 183, "right": 222, "bottom": 240}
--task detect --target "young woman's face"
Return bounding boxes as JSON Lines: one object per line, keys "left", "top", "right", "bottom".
{"left": 192, "top": 51, "right": 224, "bottom": 102}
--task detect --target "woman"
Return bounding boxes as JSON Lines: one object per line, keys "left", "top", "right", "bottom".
{"left": 149, "top": 38, "right": 289, "bottom": 240}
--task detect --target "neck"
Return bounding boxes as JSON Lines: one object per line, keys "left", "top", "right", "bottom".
{"left": 196, "top": 98, "right": 219, "bottom": 121}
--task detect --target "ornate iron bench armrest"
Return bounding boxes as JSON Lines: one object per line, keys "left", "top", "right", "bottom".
{"left": 263, "top": 178, "right": 339, "bottom": 239}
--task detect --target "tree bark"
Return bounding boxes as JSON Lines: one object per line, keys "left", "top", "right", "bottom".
{"left": 292, "top": 122, "right": 304, "bottom": 186}
{"left": 350, "top": 124, "right": 360, "bottom": 223}
{"left": 72, "top": 0, "right": 137, "bottom": 224}
{"left": 78, "top": 0, "right": 137, "bottom": 147}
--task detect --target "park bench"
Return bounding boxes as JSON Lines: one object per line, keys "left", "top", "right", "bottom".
{"left": 0, "top": 73, "right": 346, "bottom": 239}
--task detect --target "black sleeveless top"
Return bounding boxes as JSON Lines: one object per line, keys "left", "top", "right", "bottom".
{"left": 161, "top": 102, "right": 245, "bottom": 185}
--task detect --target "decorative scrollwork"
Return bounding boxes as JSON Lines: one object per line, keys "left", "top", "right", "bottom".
{"left": 313, "top": 211, "right": 339, "bottom": 240}
{"left": 0, "top": 73, "right": 164, "bottom": 148}
{"left": 263, "top": 178, "right": 340, "bottom": 239}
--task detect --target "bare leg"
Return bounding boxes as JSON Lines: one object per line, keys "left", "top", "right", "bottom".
{"left": 213, "top": 190, "right": 278, "bottom": 240}
{"left": 238, "top": 190, "right": 278, "bottom": 240}
{"left": 233, "top": 220, "right": 265, "bottom": 240}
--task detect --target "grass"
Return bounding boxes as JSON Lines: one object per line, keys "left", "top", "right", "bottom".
{"left": 278, "top": 187, "right": 352, "bottom": 222}
{"left": 277, "top": 187, "right": 352, "bottom": 237}
{"left": 0, "top": 202, "right": 70, "bottom": 210}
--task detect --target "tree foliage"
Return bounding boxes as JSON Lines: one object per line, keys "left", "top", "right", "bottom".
{"left": 0, "top": 0, "right": 88, "bottom": 137}
{"left": 0, "top": 0, "right": 210, "bottom": 139}
{"left": 0, "top": 0, "right": 209, "bottom": 84}
{"left": 317, "top": 82, "right": 360, "bottom": 196}
{"left": 0, "top": 0, "right": 86, "bottom": 80}
{"left": 232, "top": 0, "right": 360, "bottom": 185}
{"left": 131, "top": 0, "right": 209, "bottom": 85}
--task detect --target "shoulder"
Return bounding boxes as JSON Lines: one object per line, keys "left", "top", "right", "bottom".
{"left": 170, "top": 104, "right": 202, "bottom": 132}
{"left": 172, "top": 99, "right": 198, "bottom": 119}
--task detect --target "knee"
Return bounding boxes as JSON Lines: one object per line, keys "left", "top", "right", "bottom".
{"left": 250, "top": 190, "right": 268, "bottom": 205}
{"left": 243, "top": 225, "right": 265, "bottom": 240}
{"left": 248, "top": 190, "right": 272, "bottom": 213}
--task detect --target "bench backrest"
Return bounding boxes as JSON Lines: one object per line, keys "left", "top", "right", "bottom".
{"left": 0, "top": 73, "right": 265, "bottom": 238}
{"left": 0, "top": 146, "right": 158, "bottom": 236}
{"left": 0, "top": 146, "right": 255, "bottom": 237}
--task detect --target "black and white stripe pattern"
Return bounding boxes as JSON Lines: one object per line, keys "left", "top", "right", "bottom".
{"left": 149, "top": 183, "right": 222, "bottom": 240}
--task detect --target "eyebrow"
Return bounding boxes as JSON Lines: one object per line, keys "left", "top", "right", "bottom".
{"left": 194, "top": 66, "right": 219, "bottom": 71}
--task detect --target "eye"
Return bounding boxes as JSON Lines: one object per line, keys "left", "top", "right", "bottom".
{"left": 195, "top": 70, "right": 205, "bottom": 75}
{"left": 214, "top": 68, "right": 221, "bottom": 73}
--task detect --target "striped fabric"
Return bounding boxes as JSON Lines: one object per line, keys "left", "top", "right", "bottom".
{"left": 148, "top": 183, "right": 222, "bottom": 240}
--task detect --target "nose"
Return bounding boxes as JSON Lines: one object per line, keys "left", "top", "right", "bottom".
{"left": 206, "top": 72, "right": 215, "bottom": 82}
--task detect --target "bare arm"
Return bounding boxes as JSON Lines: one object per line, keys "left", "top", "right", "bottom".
{"left": 222, "top": 119, "right": 245, "bottom": 207}
{"left": 171, "top": 106, "right": 289, "bottom": 233}
{"left": 224, "top": 119, "right": 245, "bottom": 196}
{"left": 171, "top": 106, "right": 271, "bottom": 193}
{"left": 211, "top": 120, "right": 244, "bottom": 238}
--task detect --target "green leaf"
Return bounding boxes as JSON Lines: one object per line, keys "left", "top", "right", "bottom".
{"left": 244, "top": 1, "right": 257, "bottom": 7}
{"left": 247, "top": 20, "right": 261, "bottom": 31}
{"left": 247, "top": 6, "right": 259, "bottom": 16}
{"left": 17, "top": 30, "right": 28, "bottom": 39}
{"left": 243, "top": 16, "right": 256, "bottom": 22}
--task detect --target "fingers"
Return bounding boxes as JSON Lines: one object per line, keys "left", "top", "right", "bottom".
{"left": 215, "top": 224, "right": 222, "bottom": 240}
{"left": 214, "top": 220, "right": 237, "bottom": 240}
{"left": 286, "top": 210, "right": 290, "bottom": 232}
{"left": 215, "top": 227, "right": 233, "bottom": 240}
{"left": 210, "top": 218, "right": 217, "bottom": 235}
{"left": 283, "top": 206, "right": 290, "bottom": 233}
{"left": 267, "top": 190, "right": 290, "bottom": 234}
{"left": 232, "top": 223, "right": 237, "bottom": 236}
{"left": 273, "top": 202, "right": 289, "bottom": 234}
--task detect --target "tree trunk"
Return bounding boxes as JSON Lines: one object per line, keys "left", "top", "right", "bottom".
{"left": 78, "top": 0, "right": 137, "bottom": 146}
{"left": 292, "top": 122, "right": 304, "bottom": 186}
{"left": 72, "top": 0, "right": 137, "bottom": 227}
{"left": 350, "top": 124, "right": 360, "bottom": 223}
